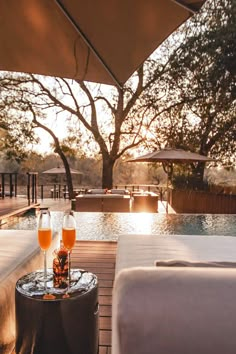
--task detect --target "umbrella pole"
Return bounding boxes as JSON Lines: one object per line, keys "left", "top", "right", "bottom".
{"left": 165, "top": 163, "right": 173, "bottom": 214}
{"left": 163, "top": 162, "right": 170, "bottom": 214}
{"left": 166, "top": 174, "right": 169, "bottom": 214}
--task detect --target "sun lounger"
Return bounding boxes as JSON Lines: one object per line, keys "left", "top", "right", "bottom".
{"left": 0, "top": 230, "right": 59, "bottom": 354}
{"left": 131, "top": 192, "right": 158, "bottom": 212}
{"left": 87, "top": 189, "right": 106, "bottom": 194}
{"left": 102, "top": 195, "right": 130, "bottom": 212}
{"left": 75, "top": 194, "right": 131, "bottom": 212}
{"left": 113, "top": 234, "right": 236, "bottom": 354}
{"left": 110, "top": 189, "right": 130, "bottom": 195}
{"left": 75, "top": 195, "right": 104, "bottom": 211}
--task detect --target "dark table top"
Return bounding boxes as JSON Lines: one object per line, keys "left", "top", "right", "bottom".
{"left": 16, "top": 268, "right": 98, "bottom": 301}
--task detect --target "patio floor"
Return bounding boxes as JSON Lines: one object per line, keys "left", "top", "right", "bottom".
{"left": 72, "top": 240, "right": 117, "bottom": 354}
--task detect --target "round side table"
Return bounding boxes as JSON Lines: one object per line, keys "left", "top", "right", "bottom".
{"left": 15, "top": 269, "right": 99, "bottom": 354}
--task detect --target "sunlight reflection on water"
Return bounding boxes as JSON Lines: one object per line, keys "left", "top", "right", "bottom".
{"left": 1, "top": 212, "right": 235, "bottom": 241}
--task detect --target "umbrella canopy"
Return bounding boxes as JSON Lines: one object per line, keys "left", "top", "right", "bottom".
{"left": 42, "top": 166, "right": 83, "bottom": 175}
{"left": 0, "top": 0, "right": 206, "bottom": 87}
{"left": 127, "top": 148, "right": 213, "bottom": 164}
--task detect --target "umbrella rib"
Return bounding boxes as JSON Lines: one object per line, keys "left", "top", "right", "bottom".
{"left": 54, "top": 0, "right": 122, "bottom": 88}
{"left": 170, "top": 0, "right": 198, "bottom": 14}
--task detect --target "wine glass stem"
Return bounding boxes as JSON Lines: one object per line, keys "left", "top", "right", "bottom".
{"left": 44, "top": 250, "right": 47, "bottom": 293}
{"left": 68, "top": 251, "right": 71, "bottom": 292}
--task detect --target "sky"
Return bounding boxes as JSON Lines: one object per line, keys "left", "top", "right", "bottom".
{"left": 31, "top": 79, "right": 114, "bottom": 155}
{"left": 34, "top": 118, "right": 68, "bottom": 154}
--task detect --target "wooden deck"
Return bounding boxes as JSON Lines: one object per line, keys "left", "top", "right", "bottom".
{"left": 0, "top": 197, "right": 72, "bottom": 217}
{"left": 72, "top": 240, "right": 117, "bottom": 354}
{"left": 0, "top": 197, "right": 36, "bottom": 218}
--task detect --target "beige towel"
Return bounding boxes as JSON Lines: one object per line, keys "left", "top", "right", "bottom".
{"left": 155, "top": 260, "right": 236, "bottom": 267}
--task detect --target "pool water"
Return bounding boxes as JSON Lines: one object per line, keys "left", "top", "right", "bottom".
{"left": 1, "top": 212, "right": 235, "bottom": 241}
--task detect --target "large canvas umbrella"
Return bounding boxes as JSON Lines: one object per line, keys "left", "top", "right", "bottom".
{"left": 127, "top": 148, "right": 213, "bottom": 212}
{"left": 42, "top": 166, "right": 83, "bottom": 175}
{"left": 127, "top": 148, "right": 213, "bottom": 164}
{"left": 42, "top": 166, "right": 83, "bottom": 185}
{"left": 0, "top": 0, "right": 206, "bottom": 87}
{"left": 42, "top": 166, "right": 83, "bottom": 197}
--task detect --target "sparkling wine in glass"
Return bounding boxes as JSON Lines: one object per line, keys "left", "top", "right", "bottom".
{"left": 62, "top": 210, "right": 76, "bottom": 297}
{"left": 37, "top": 208, "right": 54, "bottom": 299}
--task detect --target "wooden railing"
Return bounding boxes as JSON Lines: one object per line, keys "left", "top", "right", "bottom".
{"left": 114, "top": 184, "right": 161, "bottom": 193}
{"left": 169, "top": 189, "right": 236, "bottom": 214}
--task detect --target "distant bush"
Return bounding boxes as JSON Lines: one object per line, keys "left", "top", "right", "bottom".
{"left": 172, "top": 174, "right": 209, "bottom": 191}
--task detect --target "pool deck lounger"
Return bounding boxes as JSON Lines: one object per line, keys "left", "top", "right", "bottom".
{"left": 113, "top": 234, "right": 236, "bottom": 354}
{"left": 75, "top": 194, "right": 131, "bottom": 212}
{"left": 115, "top": 234, "right": 236, "bottom": 273}
{"left": 0, "top": 230, "right": 59, "bottom": 354}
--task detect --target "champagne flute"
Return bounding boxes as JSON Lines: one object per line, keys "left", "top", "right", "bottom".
{"left": 37, "top": 208, "right": 54, "bottom": 299}
{"left": 62, "top": 210, "right": 76, "bottom": 297}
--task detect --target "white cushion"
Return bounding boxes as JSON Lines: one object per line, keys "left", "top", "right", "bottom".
{"left": 112, "top": 266, "right": 236, "bottom": 354}
{"left": 155, "top": 260, "right": 236, "bottom": 267}
{"left": 88, "top": 189, "right": 106, "bottom": 194}
{"left": 110, "top": 189, "right": 129, "bottom": 195}
{"left": 115, "top": 234, "right": 236, "bottom": 274}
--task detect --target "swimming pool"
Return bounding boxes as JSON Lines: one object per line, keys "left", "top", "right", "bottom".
{"left": 1, "top": 212, "right": 235, "bottom": 241}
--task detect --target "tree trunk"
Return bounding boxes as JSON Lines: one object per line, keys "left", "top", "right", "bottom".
{"left": 31, "top": 113, "right": 75, "bottom": 200}
{"left": 55, "top": 147, "right": 74, "bottom": 200}
{"left": 102, "top": 157, "right": 115, "bottom": 189}
{"left": 62, "top": 158, "right": 74, "bottom": 200}
{"left": 191, "top": 162, "right": 206, "bottom": 189}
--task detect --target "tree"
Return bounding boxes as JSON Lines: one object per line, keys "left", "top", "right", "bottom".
{"left": 28, "top": 106, "right": 76, "bottom": 199}
{"left": 0, "top": 74, "right": 77, "bottom": 198}
{"left": 144, "top": 0, "right": 236, "bottom": 185}
{"left": 0, "top": 59, "right": 190, "bottom": 189}
{"left": 0, "top": 87, "right": 37, "bottom": 162}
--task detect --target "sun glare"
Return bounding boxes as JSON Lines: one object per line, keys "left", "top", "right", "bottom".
{"left": 129, "top": 213, "right": 153, "bottom": 234}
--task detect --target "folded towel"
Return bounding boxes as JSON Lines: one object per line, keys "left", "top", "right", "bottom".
{"left": 154, "top": 260, "right": 236, "bottom": 267}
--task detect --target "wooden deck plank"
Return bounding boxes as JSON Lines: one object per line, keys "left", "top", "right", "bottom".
{"left": 99, "top": 347, "right": 108, "bottom": 354}
{"left": 72, "top": 240, "right": 116, "bottom": 353}
{"left": 99, "top": 316, "right": 111, "bottom": 330}
{"left": 74, "top": 262, "right": 115, "bottom": 270}
{"left": 99, "top": 288, "right": 113, "bottom": 296}
{"left": 73, "top": 254, "right": 116, "bottom": 260}
{"left": 85, "top": 267, "right": 115, "bottom": 274}
{"left": 99, "top": 330, "right": 112, "bottom": 346}
{"left": 96, "top": 273, "right": 115, "bottom": 281}
{"left": 73, "top": 248, "right": 117, "bottom": 254}
{"left": 99, "top": 295, "right": 112, "bottom": 306}
{"left": 99, "top": 305, "right": 112, "bottom": 317}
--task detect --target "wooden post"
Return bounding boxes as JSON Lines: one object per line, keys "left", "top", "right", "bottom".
{"left": 1, "top": 174, "right": 4, "bottom": 199}
{"left": 9, "top": 173, "right": 13, "bottom": 197}
{"left": 27, "top": 172, "right": 38, "bottom": 204}
{"left": 32, "top": 174, "right": 35, "bottom": 203}
{"left": 40, "top": 185, "right": 44, "bottom": 200}
{"left": 63, "top": 185, "right": 67, "bottom": 199}
{"left": 27, "top": 173, "right": 31, "bottom": 206}
{"left": 14, "top": 173, "right": 17, "bottom": 197}
{"left": 35, "top": 173, "right": 38, "bottom": 203}
{"left": 53, "top": 184, "right": 57, "bottom": 199}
